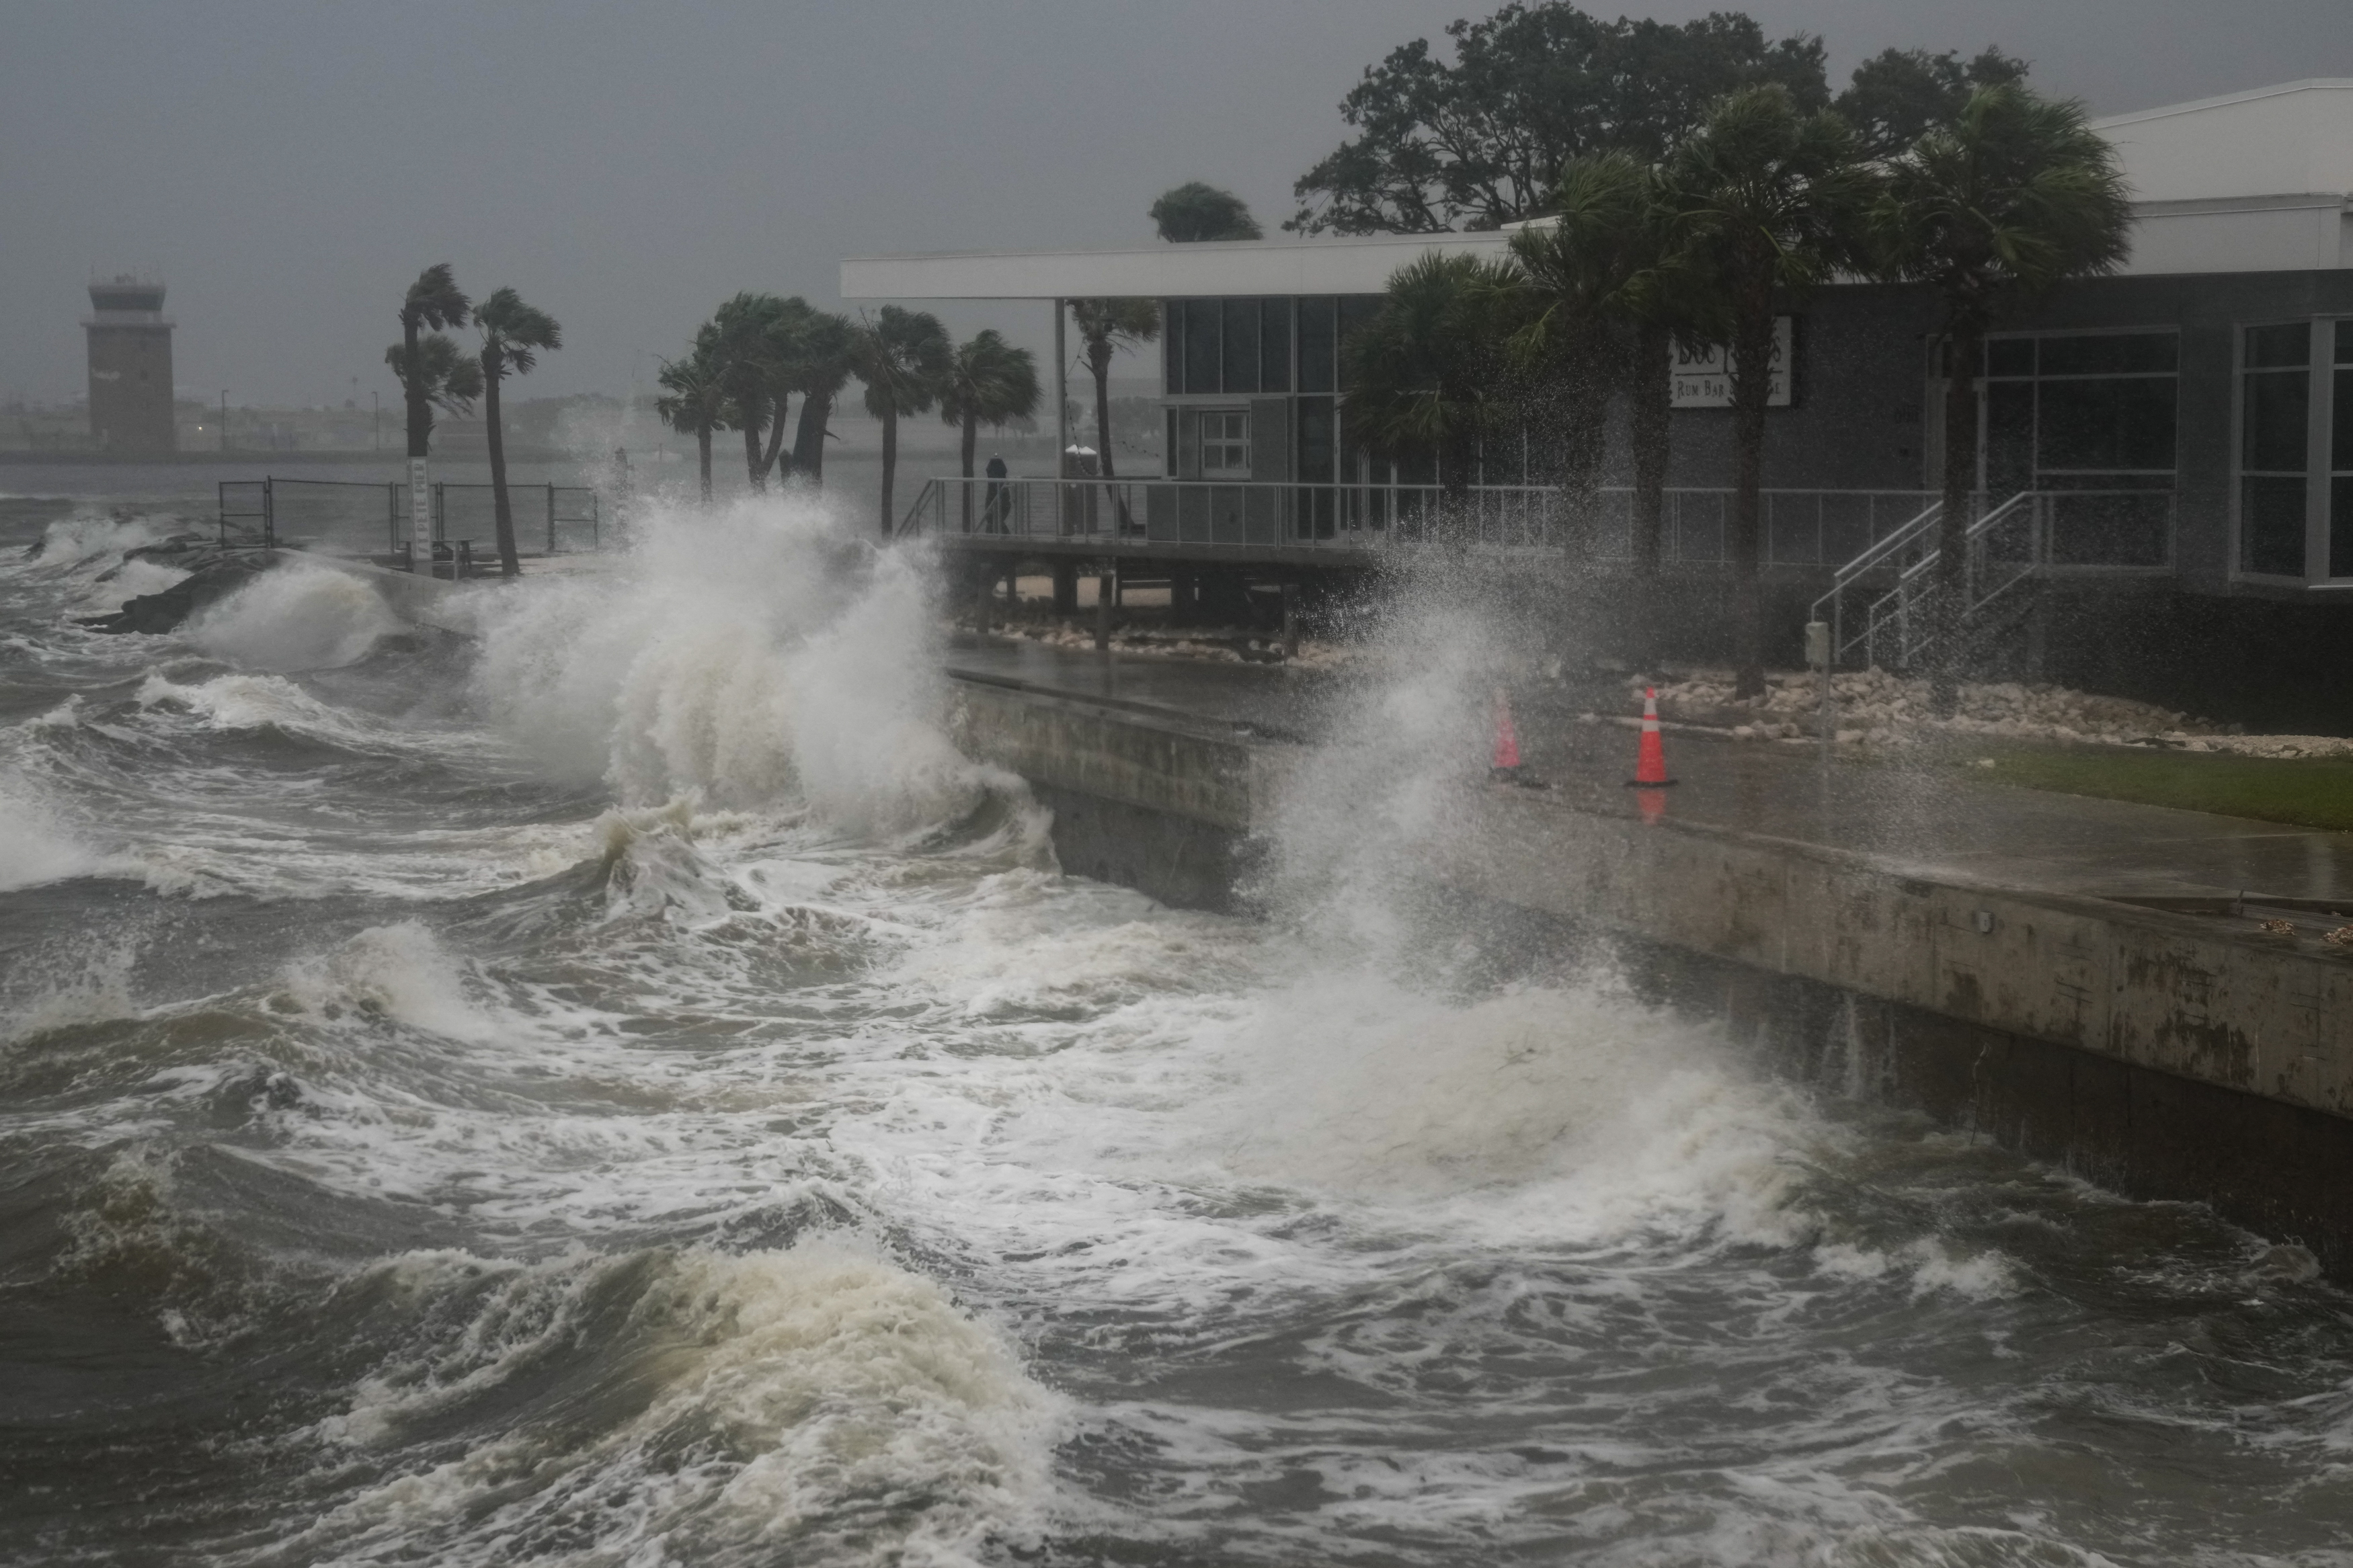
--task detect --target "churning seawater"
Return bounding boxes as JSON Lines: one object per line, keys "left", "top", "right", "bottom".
{"left": 5, "top": 489, "right": 2353, "bottom": 1568}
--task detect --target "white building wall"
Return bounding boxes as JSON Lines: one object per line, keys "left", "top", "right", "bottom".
{"left": 2093, "top": 81, "right": 2353, "bottom": 204}
{"left": 2125, "top": 198, "right": 2352, "bottom": 274}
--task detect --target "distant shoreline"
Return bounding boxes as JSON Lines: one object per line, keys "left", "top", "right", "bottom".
{"left": 0, "top": 448, "right": 577, "bottom": 467}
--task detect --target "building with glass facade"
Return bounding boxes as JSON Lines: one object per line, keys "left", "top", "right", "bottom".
{"left": 848, "top": 81, "right": 2353, "bottom": 594}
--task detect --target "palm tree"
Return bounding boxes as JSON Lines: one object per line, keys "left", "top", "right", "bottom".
{"left": 1667, "top": 85, "right": 1878, "bottom": 697}
{"left": 1502, "top": 155, "right": 1652, "bottom": 556}
{"left": 473, "top": 287, "right": 562, "bottom": 577}
{"left": 709, "top": 292, "right": 805, "bottom": 492}
{"left": 1874, "top": 83, "right": 2132, "bottom": 709}
{"left": 1343, "top": 251, "right": 1521, "bottom": 521}
{"left": 655, "top": 327, "right": 730, "bottom": 503}
{"left": 397, "top": 264, "right": 469, "bottom": 461}
{"left": 849, "top": 306, "right": 953, "bottom": 539}
{"left": 939, "top": 330, "right": 1041, "bottom": 530}
{"left": 1519, "top": 153, "right": 1726, "bottom": 655}
{"left": 787, "top": 311, "right": 856, "bottom": 487}
{"left": 1599, "top": 166, "right": 1726, "bottom": 595}
{"left": 394, "top": 264, "right": 469, "bottom": 565}
{"left": 383, "top": 333, "right": 483, "bottom": 442}
{"left": 1068, "top": 300, "right": 1160, "bottom": 481}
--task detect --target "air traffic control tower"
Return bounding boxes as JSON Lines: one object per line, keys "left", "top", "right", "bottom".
{"left": 84, "top": 276, "right": 175, "bottom": 453}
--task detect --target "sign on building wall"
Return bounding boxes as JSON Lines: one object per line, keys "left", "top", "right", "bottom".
{"left": 1671, "top": 317, "right": 1794, "bottom": 408}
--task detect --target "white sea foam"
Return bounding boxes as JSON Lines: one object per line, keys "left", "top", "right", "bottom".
{"left": 302, "top": 1237, "right": 1067, "bottom": 1566}
{"left": 1, "top": 933, "right": 141, "bottom": 1044}
{"left": 471, "top": 493, "right": 1037, "bottom": 841}
{"left": 78, "top": 556, "right": 188, "bottom": 612}
{"left": 182, "top": 561, "right": 401, "bottom": 671}
{"left": 136, "top": 668, "right": 393, "bottom": 745}
{"left": 0, "top": 770, "right": 102, "bottom": 892}
{"left": 22, "top": 513, "right": 167, "bottom": 568}
{"left": 279, "top": 921, "right": 491, "bottom": 1042}
{"left": 1189, "top": 979, "right": 1810, "bottom": 1231}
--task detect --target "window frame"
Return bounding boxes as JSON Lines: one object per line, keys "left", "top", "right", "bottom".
{"left": 2229, "top": 317, "right": 2349, "bottom": 586}
{"left": 1979, "top": 326, "right": 2182, "bottom": 483}
{"left": 1978, "top": 326, "right": 2181, "bottom": 574}
{"left": 1198, "top": 408, "right": 1251, "bottom": 479}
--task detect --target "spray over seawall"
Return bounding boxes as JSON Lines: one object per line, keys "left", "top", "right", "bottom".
{"left": 469, "top": 491, "right": 1038, "bottom": 845}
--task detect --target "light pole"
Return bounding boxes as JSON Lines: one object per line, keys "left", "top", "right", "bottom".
{"left": 372, "top": 391, "right": 379, "bottom": 452}
{"left": 219, "top": 389, "right": 229, "bottom": 454}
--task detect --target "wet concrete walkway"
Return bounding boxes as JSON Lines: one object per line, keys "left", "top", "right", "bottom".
{"left": 945, "top": 636, "right": 2353, "bottom": 908}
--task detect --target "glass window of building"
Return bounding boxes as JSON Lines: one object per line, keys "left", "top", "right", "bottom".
{"left": 1163, "top": 302, "right": 1186, "bottom": 395}
{"left": 1183, "top": 301, "right": 1222, "bottom": 396}
{"left": 1982, "top": 330, "right": 2178, "bottom": 567}
{"left": 2334, "top": 321, "right": 2353, "bottom": 577}
{"left": 1298, "top": 298, "right": 1336, "bottom": 395}
{"left": 1200, "top": 410, "right": 1250, "bottom": 477}
{"left": 2239, "top": 322, "right": 2311, "bottom": 577}
{"left": 1222, "top": 300, "right": 1261, "bottom": 395}
{"left": 1259, "top": 300, "right": 1291, "bottom": 393}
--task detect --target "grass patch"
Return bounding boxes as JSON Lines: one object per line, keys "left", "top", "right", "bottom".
{"left": 1968, "top": 744, "right": 2353, "bottom": 831}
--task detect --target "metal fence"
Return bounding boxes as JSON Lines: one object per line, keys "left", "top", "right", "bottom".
{"left": 214, "top": 478, "right": 600, "bottom": 556}
{"left": 900, "top": 476, "right": 1939, "bottom": 569}
{"left": 435, "top": 484, "right": 600, "bottom": 554}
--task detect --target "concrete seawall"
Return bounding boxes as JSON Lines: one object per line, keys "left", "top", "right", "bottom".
{"left": 951, "top": 667, "right": 2353, "bottom": 1270}
{"left": 949, "top": 673, "right": 1279, "bottom": 911}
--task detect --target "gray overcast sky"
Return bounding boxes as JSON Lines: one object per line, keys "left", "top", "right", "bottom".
{"left": 5, "top": 0, "right": 2348, "bottom": 409}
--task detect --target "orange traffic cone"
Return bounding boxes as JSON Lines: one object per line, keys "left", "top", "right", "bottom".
{"left": 1627, "top": 686, "right": 1676, "bottom": 788}
{"left": 1491, "top": 688, "right": 1522, "bottom": 777}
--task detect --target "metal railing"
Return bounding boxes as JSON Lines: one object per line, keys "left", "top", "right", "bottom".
{"left": 899, "top": 475, "right": 1938, "bottom": 567}
{"left": 214, "top": 478, "right": 601, "bottom": 557}
{"left": 216, "top": 479, "right": 272, "bottom": 546}
{"left": 434, "top": 483, "right": 600, "bottom": 554}
{"left": 1811, "top": 489, "right": 2177, "bottom": 671}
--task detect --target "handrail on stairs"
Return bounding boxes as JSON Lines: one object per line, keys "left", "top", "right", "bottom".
{"left": 1810, "top": 491, "right": 2038, "bottom": 673}
{"left": 897, "top": 477, "right": 945, "bottom": 538}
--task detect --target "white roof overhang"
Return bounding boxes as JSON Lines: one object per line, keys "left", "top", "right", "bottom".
{"left": 840, "top": 230, "right": 1514, "bottom": 300}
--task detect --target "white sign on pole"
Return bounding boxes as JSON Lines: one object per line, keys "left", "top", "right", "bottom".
{"left": 408, "top": 456, "right": 430, "bottom": 572}
{"left": 1671, "top": 317, "right": 1794, "bottom": 408}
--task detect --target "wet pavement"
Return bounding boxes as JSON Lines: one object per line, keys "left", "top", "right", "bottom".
{"left": 943, "top": 635, "right": 1334, "bottom": 737}
{"left": 945, "top": 636, "right": 2353, "bottom": 907}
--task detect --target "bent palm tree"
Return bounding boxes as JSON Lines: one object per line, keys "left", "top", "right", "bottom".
{"left": 1503, "top": 155, "right": 1652, "bottom": 557}
{"left": 1068, "top": 299, "right": 1159, "bottom": 481}
{"left": 1523, "top": 153, "right": 1725, "bottom": 658}
{"left": 1343, "top": 251, "right": 1521, "bottom": 529}
{"left": 1588, "top": 161, "right": 1725, "bottom": 593}
{"left": 710, "top": 292, "right": 803, "bottom": 492}
{"left": 395, "top": 265, "right": 469, "bottom": 566}
{"left": 940, "top": 330, "right": 1040, "bottom": 531}
{"left": 787, "top": 311, "right": 856, "bottom": 487}
{"left": 655, "top": 328, "right": 730, "bottom": 504}
{"left": 1874, "top": 83, "right": 2131, "bottom": 709}
{"left": 1668, "top": 85, "right": 1878, "bottom": 696}
{"left": 850, "top": 306, "right": 953, "bottom": 540}
{"left": 383, "top": 332, "right": 482, "bottom": 564}
{"left": 474, "top": 287, "right": 562, "bottom": 577}
{"left": 383, "top": 333, "right": 483, "bottom": 438}
{"left": 397, "top": 265, "right": 470, "bottom": 460}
